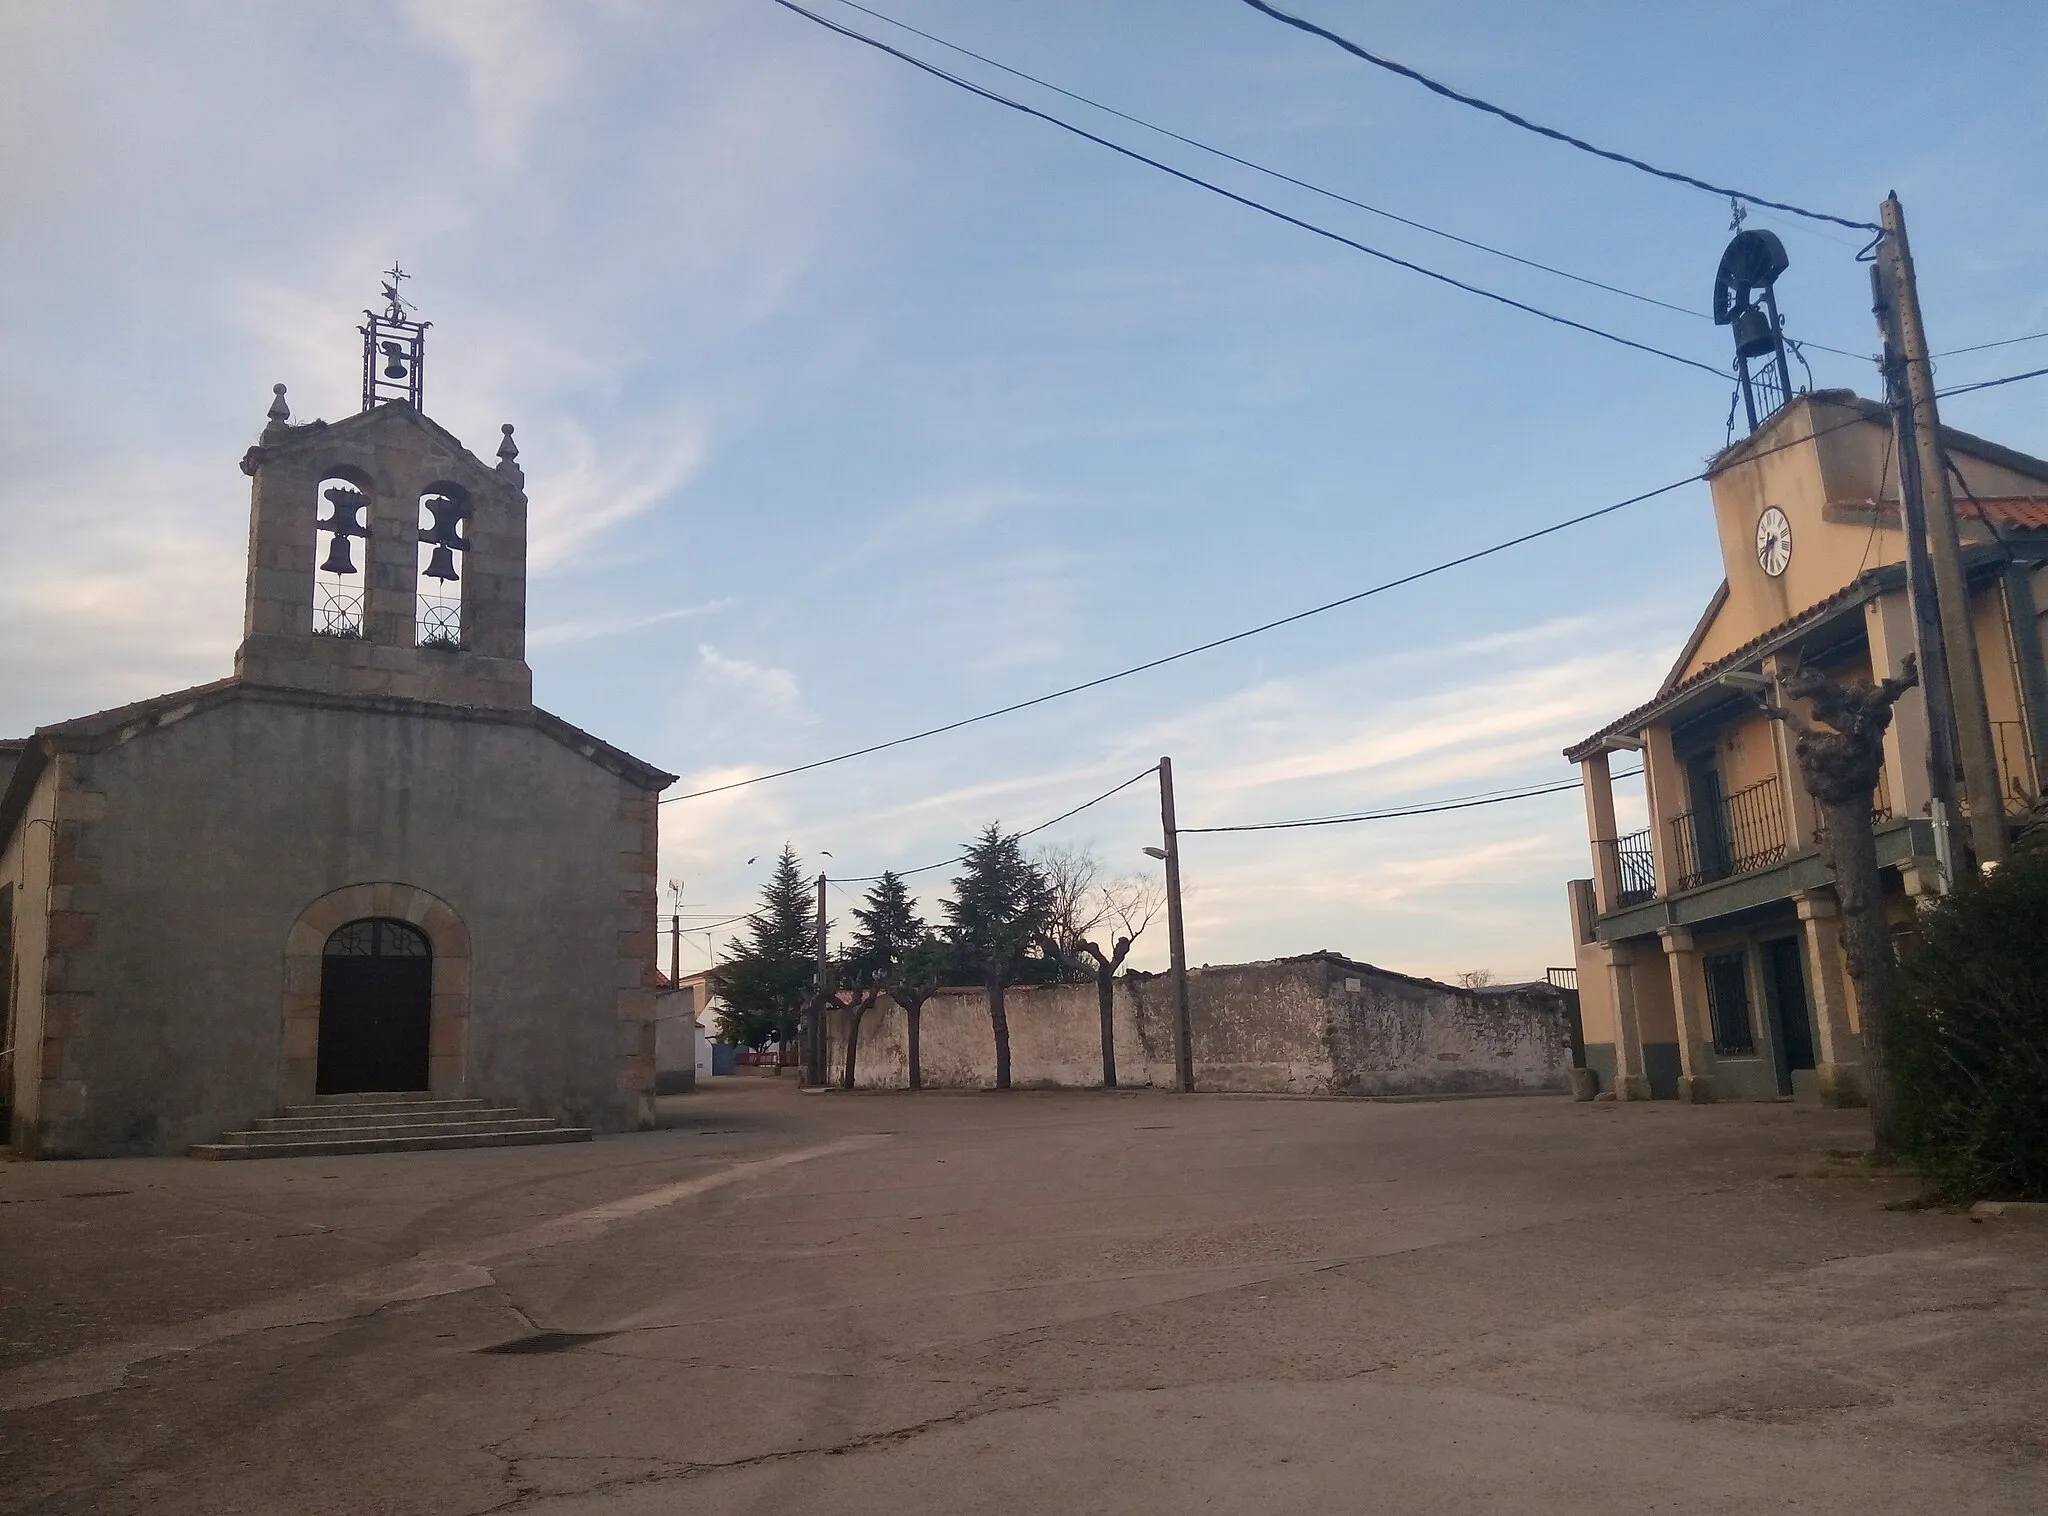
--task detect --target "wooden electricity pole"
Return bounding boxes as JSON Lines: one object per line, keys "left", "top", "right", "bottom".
{"left": 806, "top": 872, "right": 829, "bottom": 1086}
{"left": 1157, "top": 757, "right": 1195, "bottom": 1093}
{"left": 1870, "top": 248, "right": 1961, "bottom": 885}
{"left": 1877, "top": 194, "right": 2008, "bottom": 869}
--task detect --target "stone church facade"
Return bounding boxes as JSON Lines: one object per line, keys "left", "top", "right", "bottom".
{"left": 0, "top": 307, "right": 675, "bottom": 1157}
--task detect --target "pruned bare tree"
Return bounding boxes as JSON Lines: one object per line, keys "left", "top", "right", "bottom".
{"left": 890, "top": 935, "right": 948, "bottom": 1090}
{"left": 1455, "top": 969, "right": 1495, "bottom": 989}
{"left": 1755, "top": 653, "right": 1919, "bottom": 1156}
{"left": 1075, "top": 874, "right": 1166, "bottom": 1088}
{"left": 1034, "top": 843, "right": 1107, "bottom": 983}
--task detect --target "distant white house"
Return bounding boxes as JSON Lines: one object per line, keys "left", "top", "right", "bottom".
{"left": 654, "top": 969, "right": 717, "bottom": 1093}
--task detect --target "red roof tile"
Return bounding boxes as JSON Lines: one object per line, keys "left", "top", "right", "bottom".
{"left": 1965, "top": 496, "right": 2048, "bottom": 531}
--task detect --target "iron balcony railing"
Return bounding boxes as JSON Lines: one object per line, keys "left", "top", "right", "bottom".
{"left": 1597, "top": 828, "right": 1657, "bottom": 907}
{"left": 1670, "top": 774, "right": 1787, "bottom": 893}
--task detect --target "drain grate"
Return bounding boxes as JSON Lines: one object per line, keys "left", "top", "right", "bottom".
{"left": 478, "top": 1330, "right": 617, "bottom": 1355}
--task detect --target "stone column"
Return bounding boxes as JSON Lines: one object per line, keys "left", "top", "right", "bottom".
{"left": 1794, "top": 890, "right": 1863, "bottom": 1108}
{"left": 1658, "top": 926, "right": 1717, "bottom": 1103}
{"left": 1865, "top": 593, "right": 1930, "bottom": 821}
{"left": 1605, "top": 942, "right": 1652, "bottom": 1101}
{"left": 1763, "top": 651, "right": 1820, "bottom": 847}
{"left": 1643, "top": 725, "right": 1685, "bottom": 896}
{"left": 1581, "top": 753, "right": 1621, "bottom": 914}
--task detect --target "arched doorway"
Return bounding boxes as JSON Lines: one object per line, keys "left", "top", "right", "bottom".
{"left": 317, "top": 918, "right": 433, "bottom": 1094}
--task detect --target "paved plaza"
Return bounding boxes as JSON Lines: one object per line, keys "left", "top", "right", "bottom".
{"left": 1, "top": 1082, "right": 2043, "bottom": 1514}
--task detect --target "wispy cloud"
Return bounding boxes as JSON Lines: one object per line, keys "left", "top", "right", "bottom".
{"left": 399, "top": 0, "right": 584, "bottom": 170}
{"left": 698, "top": 643, "right": 804, "bottom": 720}
{"left": 0, "top": 456, "right": 244, "bottom": 728}
{"left": 530, "top": 596, "right": 734, "bottom": 648}
{"left": 527, "top": 419, "right": 710, "bottom": 572}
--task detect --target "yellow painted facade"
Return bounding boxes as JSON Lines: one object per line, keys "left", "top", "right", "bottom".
{"left": 1561, "top": 391, "right": 2048, "bottom": 1105}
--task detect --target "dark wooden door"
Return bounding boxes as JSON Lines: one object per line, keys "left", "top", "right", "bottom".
{"left": 317, "top": 918, "right": 433, "bottom": 1094}
{"left": 1685, "top": 750, "right": 1732, "bottom": 881}
{"left": 1762, "top": 935, "right": 1816, "bottom": 1096}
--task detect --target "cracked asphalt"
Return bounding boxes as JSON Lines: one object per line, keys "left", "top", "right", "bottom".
{"left": 2, "top": 1081, "right": 2044, "bottom": 1514}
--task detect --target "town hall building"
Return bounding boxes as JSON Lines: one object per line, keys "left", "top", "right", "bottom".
{"left": 0, "top": 284, "right": 675, "bottom": 1157}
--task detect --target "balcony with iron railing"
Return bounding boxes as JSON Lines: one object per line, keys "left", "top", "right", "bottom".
{"left": 1597, "top": 828, "right": 1658, "bottom": 907}
{"left": 1670, "top": 774, "right": 1788, "bottom": 893}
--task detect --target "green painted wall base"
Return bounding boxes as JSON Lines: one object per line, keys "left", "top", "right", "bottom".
{"left": 1644, "top": 1043, "right": 1681, "bottom": 1100}
{"left": 1583, "top": 1043, "right": 1616, "bottom": 1094}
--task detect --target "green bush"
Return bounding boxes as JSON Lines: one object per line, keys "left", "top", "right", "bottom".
{"left": 1888, "top": 847, "right": 2048, "bottom": 1199}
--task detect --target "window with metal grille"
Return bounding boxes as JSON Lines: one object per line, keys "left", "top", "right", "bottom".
{"left": 1703, "top": 950, "right": 1756, "bottom": 1055}
{"left": 323, "top": 918, "right": 430, "bottom": 958}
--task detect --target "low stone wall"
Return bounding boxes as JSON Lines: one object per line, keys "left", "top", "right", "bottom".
{"left": 825, "top": 953, "right": 1572, "bottom": 1096}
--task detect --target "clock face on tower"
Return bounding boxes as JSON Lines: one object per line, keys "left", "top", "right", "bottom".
{"left": 1755, "top": 506, "right": 1792, "bottom": 578}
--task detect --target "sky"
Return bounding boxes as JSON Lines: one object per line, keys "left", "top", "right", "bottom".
{"left": 3, "top": 0, "right": 2045, "bottom": 982}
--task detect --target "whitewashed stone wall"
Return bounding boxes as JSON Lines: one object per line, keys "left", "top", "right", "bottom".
{"left": 825, "top": 953, "right": 1572, "bottom": 1096}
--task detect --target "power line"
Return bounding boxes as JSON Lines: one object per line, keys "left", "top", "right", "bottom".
{"left": 832, "top": 764, "right": 1160, "bottom": 883}
{"left": 663, "top": 471, "right": 1696, "bottom": 804}
{"left": 827, "top": 0, "right": 1710, "bottom": 328}
{"left": 661, "top": 407, "right": 1881, "bottom": 807}
{"left": 764, "top": 0, "right": 1728, "bottom": 378}
{"left": 1934, "top": 330, "right": 2048, "bottom": 360}
{"left": 1180, "top": 769, "right": 1641, "bottom": 834}
{"left": 672, "top": 911, "right": 753, "bottom": 937}
{"left": 1237, "top": 0, "right": 1879, "bottom": 234}
{"left": 832, "top": 0, "right": 1873, "bottom": 366}
{"left": 1934, "top": 363, "right": 2048, "bottom": 400}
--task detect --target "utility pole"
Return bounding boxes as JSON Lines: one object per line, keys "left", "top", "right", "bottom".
{"left": 805, "top": 872, "right": 829, "bottom": 1086}
{"left": 1878, "top": 194, "right": 2008, "bottom": 869}
{"left": 1870, "top": 254, "right": 1960, "bottom": 888}
{"left": 665, "top": 879, "right": 684, "bottom": 991}
{"left": 1156, "top": 756, "right": 1195, "bottom": 1094}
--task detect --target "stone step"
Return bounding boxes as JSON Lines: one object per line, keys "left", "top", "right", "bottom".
{"left": 254, "top": 1108, "right": 528, "bottom": 1132}
{"left": 210, "top": 1117, "right": 562, "bottom": 1144}
{"left": 280, "top": 1098, "right": 493, "bottom": 1118}
{"left": 190, "top": 1126, "right": 592, "bottom": 1160}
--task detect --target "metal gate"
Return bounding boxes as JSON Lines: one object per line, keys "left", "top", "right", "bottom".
{"left": 317, "top": 918, "right": 433, "bottom": 1094}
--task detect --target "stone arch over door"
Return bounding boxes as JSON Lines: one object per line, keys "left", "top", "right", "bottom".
{"left": 282, "top": 883, "right": 470, "bottom": 1106}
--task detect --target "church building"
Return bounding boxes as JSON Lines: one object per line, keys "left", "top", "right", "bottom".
{"left": 0, "top": 284, "right": 676, "bottom": 1157}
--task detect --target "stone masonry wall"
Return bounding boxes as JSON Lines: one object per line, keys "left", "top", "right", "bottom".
{"left": 823, "top": 955, "right": 1573, "bottom": 1096}
{"left": 32, "top": 693, "right": 656, "bottom": 1155}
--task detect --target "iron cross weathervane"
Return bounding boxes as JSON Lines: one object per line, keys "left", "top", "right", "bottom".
{"left": 379, "top": 262, "right": 414, "bottom": 321}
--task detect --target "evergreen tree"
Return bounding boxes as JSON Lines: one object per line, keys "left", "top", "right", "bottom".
{"left": 943, "top": 825, "right": 1052, "bottom": 1090}
{"left": 843, "top": 872, "right": 940, "bottom": 1088}
{"left": 710, "top": 845, "right": 817, "bottom": 1052}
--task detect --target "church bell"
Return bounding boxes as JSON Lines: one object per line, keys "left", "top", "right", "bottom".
{"left": 319, "top": 537, "right": 357, "bottom": 576}
{"left": 1731, "top": 304, "right": 1776, "bottom": 359}
{"left": 423, "top": 545, "right": 460, "bottom": 581}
